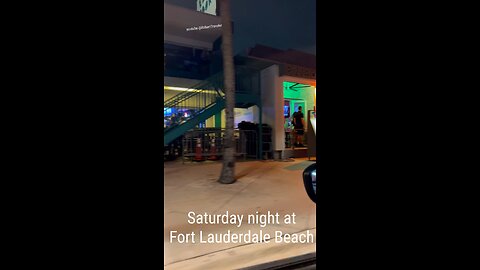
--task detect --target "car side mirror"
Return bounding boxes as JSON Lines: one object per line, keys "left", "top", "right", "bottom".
{"left": 303, "top": 163, "right": 316, "bottom": 203}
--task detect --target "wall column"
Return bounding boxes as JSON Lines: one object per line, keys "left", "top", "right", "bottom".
{"left": 215, "top": 111, "right": 221, "bottom": 128}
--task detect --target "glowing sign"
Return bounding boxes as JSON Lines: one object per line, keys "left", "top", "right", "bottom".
{"left": 197, "top": 0, "right": 216, "bottom": 15}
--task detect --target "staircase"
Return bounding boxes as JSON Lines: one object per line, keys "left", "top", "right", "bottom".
{"left": 164, "top": 72, "right": 225, "bottom": 145}
{"left": 164, "top": 65, "right": 262, "bottom": 146}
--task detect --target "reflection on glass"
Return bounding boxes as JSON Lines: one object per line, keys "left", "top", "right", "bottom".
{"left": 312, "top": 169, "right": 316, "bottom": 193}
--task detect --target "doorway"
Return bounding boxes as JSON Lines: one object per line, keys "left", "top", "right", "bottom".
{"left": 292, "top": 101, "right": 305, "bottom": 116}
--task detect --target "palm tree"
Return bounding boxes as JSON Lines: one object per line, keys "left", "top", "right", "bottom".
{"left": 218, "top": 0, "right": 236, "bottom": 184}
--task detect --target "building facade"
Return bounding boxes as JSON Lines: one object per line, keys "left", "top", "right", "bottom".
{"left": 164, "top": 2, "right": 223, "bottom": 129}
{"left": 247, "top": 45, "right": 316, "bottom": 158}
{"left": 164, "top": 3, "right": 316, "bottom": 159}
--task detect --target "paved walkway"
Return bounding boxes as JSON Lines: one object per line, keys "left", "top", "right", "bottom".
{"left": 164, "top": 158, "right": 316, "bottom": 270}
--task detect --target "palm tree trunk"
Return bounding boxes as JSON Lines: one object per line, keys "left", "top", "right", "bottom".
{"left": 218, "top": 0, "right": 236, "bottom": 184}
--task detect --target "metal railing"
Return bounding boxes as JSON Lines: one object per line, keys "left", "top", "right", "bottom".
{"left": 164, "top": 72, "right": 224, "bottom": 108}
{"left": 181, "top": 128, "right": 258, "bottom": 162}
{"left": 164, "top": 72, "right": 225, "bottom": 132}
{"left": 163, "top": 63, "right": 264, "bottom": 145}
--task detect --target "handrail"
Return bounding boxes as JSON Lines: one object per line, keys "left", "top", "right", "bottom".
{"left": 164, "top": 71, "right": 224, "bottom": 131}
{"left": 164, "top": 72, "right": 224, "bottom": 109}
{"left": 163, "top": 64, "right": 262, "bottom": 134}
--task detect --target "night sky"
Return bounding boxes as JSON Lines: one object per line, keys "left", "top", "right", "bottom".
{"left": 164, "top": 0, "right": 316, "bottom": 55}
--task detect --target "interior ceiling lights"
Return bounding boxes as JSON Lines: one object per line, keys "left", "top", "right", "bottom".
{"left": 164, "top": 86, "right": 216, "bottom": 93}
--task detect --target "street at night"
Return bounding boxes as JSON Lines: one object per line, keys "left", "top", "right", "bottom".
{"left": 13, "top": 0, "right": 461, "bottom": 268}
{"left": 164, "top": 0, "right": 316, "bottom": 268}
{"left": 164, "top": 159, "right": 316, "bottom": 269}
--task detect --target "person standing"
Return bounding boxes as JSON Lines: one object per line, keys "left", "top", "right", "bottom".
{"left": 292, "top": 106, "right": 305, "bottom": 147}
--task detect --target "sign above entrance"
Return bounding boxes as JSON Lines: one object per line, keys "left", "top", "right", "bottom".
{"left": 197, "top": 0, "right": 217, "bottom": 15}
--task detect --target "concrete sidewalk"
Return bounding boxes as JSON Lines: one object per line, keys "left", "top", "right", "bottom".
{"left": 164, "top": 158, "right": 316, "bottom": 269}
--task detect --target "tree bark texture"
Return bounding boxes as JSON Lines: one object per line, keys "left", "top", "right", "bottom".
{"left": 218, "top": 0, "right": 236, "bottom": 184}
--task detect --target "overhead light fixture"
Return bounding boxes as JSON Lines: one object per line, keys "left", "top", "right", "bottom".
{"left": 164, "top": 86, "right": 191, "bottom": 91}
{"left": 164, "top": 86, "right": 217, "bottom": 94}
